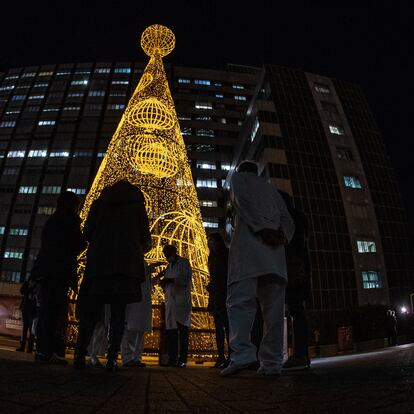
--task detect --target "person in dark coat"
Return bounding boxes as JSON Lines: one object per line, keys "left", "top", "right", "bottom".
{"left": 16, "top": 280, "right": 37, "bottom": 353}
{"left": 386, "top": 309, "right": 398, "bottom": 346}
{"left": 279, "top": 191, "right": 312, "bottom": 370}
{"left": 207, "top": 232, "right": 231, "bottom": 368}
{"left": 74, "top": 180, "right": 151, "bottom": 372}
{"left": 31, "top": 191, "right": 86, "bottom": 363}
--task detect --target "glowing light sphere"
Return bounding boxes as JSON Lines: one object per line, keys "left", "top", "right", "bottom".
{"left": 141, "top": 24, "right": 175, "bottom": 57}
{"left": 127, "top": 97, "right": 175, "bottom": 130}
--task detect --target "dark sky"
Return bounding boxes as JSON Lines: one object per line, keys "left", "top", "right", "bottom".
{"left": 1, "top": 1, "right": 413, "bottom": 219}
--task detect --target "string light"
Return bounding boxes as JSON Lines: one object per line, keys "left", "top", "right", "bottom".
{"left": 69, "top": 24, "right": 213, "bottom": 351}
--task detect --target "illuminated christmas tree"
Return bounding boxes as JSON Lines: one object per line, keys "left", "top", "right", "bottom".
{"left": 70, "top": 25, "right": 212, "bottom": 347}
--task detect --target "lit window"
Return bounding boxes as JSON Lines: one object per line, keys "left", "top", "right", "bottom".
{"left": 71, "top": 80, "right": 88, "bottom": 86}
{"left": 38, "top": 120, "right": 56, "bottom": 126}
{"left": 178, "top": 116, "right": 192, "bottom": 121}
{"left": 33, "top": 83, "right": 48, "bottom": 88}
{"left": 194, "top": 80, "right": 211, "bottom": 86}
{"left": 196, "top": 179, "right": 217, "bottom": 188}
{"left": 221, "top": 163, "right": 231, "bottom": 171}
{"left": 181, "top": 128, "right": 192, "bottom": 136}
{"left": 220, "top": 118, "right": 227, "bottom": 124}
{"left": 21, "top": 73, "right": 36, "bottom": 78}
{"left": 43, "top": 108, "right": 59, "bottom": 112}
{"left": 37, "top": 206, "right": 55, "bottom": 215}
{"left": 234, "top": 95, "right": 247, "bottom": 101}
{"left": 42, "top": 186, "right": 61, "bottom": 194}
{"left": 232, "top": 84, "right": 245, "bottom": 89}
{"left": 196, "top": 129, "right": 215, "bottom": 137}
{"left": 97, "top": 151, "right": 106, "bottom": 158}
{"left": 215, "top": 94, "right": 224, "bottom": 99}
{"left": 203, "top": 218, "right": 219, "bottom": 228}
{"left": 329, "top": 125, "right": 345, "bottom": 135}
{"left": 0, "top": 226, "right": 5, "bottom": 234}
{"left": 67, "top": 188, "right": 86, "bottom": 195}
{"left": 28, "top": 95, "right": 45, "bottom": 100}
{"left": 19, "top": 186, "right": 37, "bottom": 194}
{"left": 0, "top": 270, "right": 21, "bottom": 282}
{"left": 75, "top": 70, "right": 90, "bottom": 75}
{"left": 8, "top": 151, "right": 25, "bottom": 158}
{"left": 27, "top": 106, "right": 40, "bottom": 112}
{"left": 199, "top": 200, "right": 218, "bottom": 208}
{"left": 107, "top": 104, "right": 125, "bottom": 110}
{"left": 0, "top": 121, "right": 16, "bottom": 128}
{"left": 38, "top": 71, "right": 53, "bottom": 76}
{"left": 0, "top": 85, "right": 15, "bottom": 91}
{"left": 5, "top": 75, "right": 19, "bottom": 80}
{"left": 88, "top": 90, "right": 105, "bottom": 97}
{"left": 114, "top": 68, "right": 131, "bottom": 73}
{"left": 357, "top": 240, "right": 377, "bottom": 253}
{"left": 195, "top": 116, "right": 211, "bottom": 121}
{"left": 196, "top": 161, "right": 216, "bottom": 170}
{"left": 250, "top": 117, "right": 260, "bottom": 142}
{"left": 73, "top": 151, "right": 93, "bottom": 157}
{"left": 12, "top": 95, "right": 26, "bottom": 101}
{"left": 178, "top": 79, "right": 191, "bottom": 84}
{"left": 95, "top": 68, "right": 111, "bottom": 73}
{"left": 5, "top": 110, "right": 20, "bottom": 114}
{"left": 214, "top": 82, "right": 222, "bottom": 87}
{"left": 362, "top": 271, "right": 381, "bottom": 289}
{"left": 4, "top": 250, "right": 24, "bottom": 259}
{"left": 111, "top": 80, "right": 129, "bottom": 85}
{"left": 314, "top": 83, "right": 330, "bottom": 94}
{"left": 9, "top": 228, "right": 28, "bottom": 236}
{"left": 343, "top": 176, "right": 362, "bottom": 189}
{"left": 50, "top": 151, "right": 70, "bottom": 157}
{"left": 68, "top": 92, "right": 84, "bottom": 97}
{"left": 56, "top": 71, "right": 71, "bottom": 76}
{"left": 63, "top": 106, "right": 81, "bottom": 111}
{"left": 28, "top": 150, "right": 48, "bottom": 157}
{"left": 195, "top": 102, "right": 213, "bottom": 110}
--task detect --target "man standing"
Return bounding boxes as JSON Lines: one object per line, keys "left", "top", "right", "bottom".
{"left": 220, "top": 161, "right": 294, "bottom": 377}
{"left": 154, "top": 245, "right": 192, "bottom": 367}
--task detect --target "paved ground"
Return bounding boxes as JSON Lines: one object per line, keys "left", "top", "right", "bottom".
{"left": 1, "top": 345, "right": 414, "bottom": 413}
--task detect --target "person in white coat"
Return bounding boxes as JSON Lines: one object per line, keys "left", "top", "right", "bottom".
{"left": 121, "top": 263, "right": 154, "bottom": 367}
{"left": 153, "top": 245, "right": 192, "bottom": 367}
{"left": 220, "top": 161, "right": 295, "bottom": 377}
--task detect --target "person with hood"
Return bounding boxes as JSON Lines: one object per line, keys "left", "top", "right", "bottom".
{"left": 32, "top": 191, "right": 86, "bottom": 364}
{"left": 74, "top": 180, "right": 151, "bottom": 372}
{"left": 207, "top": 232, "right": 231, "bottom": 368}
{"left": 220, "top": 161, "right": 294, "bottom": 377}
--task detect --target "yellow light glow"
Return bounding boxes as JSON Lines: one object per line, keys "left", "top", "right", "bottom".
{"left": 70, "top": 24, "right": 211, "bottom": 341}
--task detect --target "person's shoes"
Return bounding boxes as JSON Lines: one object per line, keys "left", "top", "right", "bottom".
{"left": 282, "top": 356, "right": 311, "bottom": 371}
{"left": 34, "top": 352, "right": 50, "bottom": 362}
{"left": 257, "top": 366, "right": 281, "bottom": 376}
{"left": 219, "top": 360, "right": 256, "bottom": 377}
{"left": 87, "top": 356, "right": 103, "bottom": 368}
{"left": 49, "top": 353, "right": 68, "bottom": 365}
{"left": 174, "top": 361, "right": 187, "bottom": 368}
{"left": 106, "top": 359, "right": 118, "bottom": 373}
{"left": 123, "top": 360, "right": 146, "bottom": 368}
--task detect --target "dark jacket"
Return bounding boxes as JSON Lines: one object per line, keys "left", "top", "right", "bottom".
{"left": 84, "top": 181, "right": 151, "bottom": 282}
{"left": 207, "top": 243, "right": 229, "bottom": 313}
{"left": 31, "top": 211, "right": 86, "bottom": 288}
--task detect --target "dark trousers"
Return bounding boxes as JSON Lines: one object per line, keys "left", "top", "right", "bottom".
{"left": 286, "top": 294, "right": 308, "bottom": 359}
{"left": 166, "top": 322, "right": 189, "bottom": 364}
{"left": 36, "top": 281, "right": 68, "bottom": 358}
{"left": 20, "top": 312, "right": 35, "bottom": 351}
{"left": 213, "top": 310, "right": 231, "bottom": 360}
{"left": 75, "top": 301, "right": 126, "bottom": 361}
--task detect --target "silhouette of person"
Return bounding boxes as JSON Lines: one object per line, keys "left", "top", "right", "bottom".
{"left": 279, "top": 191, "right": 312, "bottom": 370}
{"left": 31, "top": 191, "right": 86, "bottom": 364}
{"left": 153, "top": 245, "right": 192, "bottom": 367}
{"left": 207, "top": 232, "right": 231, "bottom": 368}
{"left": 16, "top": 280, "right": 37, "bottom": 353}
{"left": 386, "top": 309, "right": 398, "bottom": 346}
{"left": 220, "top": 161, "right": 294, "bottom": 377}
{"left": 74, "top": 181, "right": 151, "bottom": 372}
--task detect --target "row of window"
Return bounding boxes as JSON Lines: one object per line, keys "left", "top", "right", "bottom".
{"left": 178, "top": 79, "right": 245, "bottom": 90}
{"left": 0, "top": 227, "right": 28, "bottom": 236}
{"left": 18, "top": 186, "right": 86, "bottom": 194}
{"left": 3, "top": 150, "right": 105, "bottom": 158}
{"left": 195, "top": 161, "right": 230, "bottom": 171}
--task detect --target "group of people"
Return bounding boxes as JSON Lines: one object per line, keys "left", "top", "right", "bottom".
{"left": 18, "top": 159, "right": 312, "bottom": 375}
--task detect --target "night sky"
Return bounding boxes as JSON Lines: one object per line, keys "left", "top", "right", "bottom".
{"left": 1, "top": 1, "right": 413, "bottom": 224}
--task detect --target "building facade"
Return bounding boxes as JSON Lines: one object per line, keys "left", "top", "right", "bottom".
{"left": 0, "top": 62, "right": 413, "bottom": 342}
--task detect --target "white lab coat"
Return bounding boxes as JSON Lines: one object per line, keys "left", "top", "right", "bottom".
{"left": 164, "top": 256, "right": 192, "bottom": 329}
{"left": 228, "top": 172, "right": 295, "bottom": 284}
